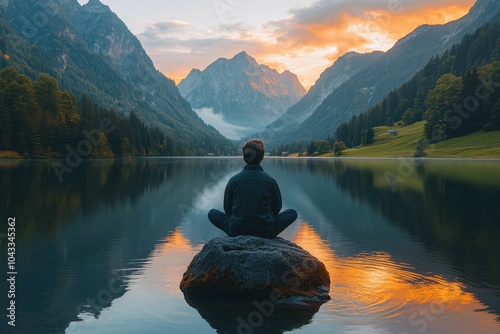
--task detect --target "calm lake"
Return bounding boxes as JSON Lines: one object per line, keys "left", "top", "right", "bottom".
{"left": 1, "top": 157, "right": 500, "bottom": 334}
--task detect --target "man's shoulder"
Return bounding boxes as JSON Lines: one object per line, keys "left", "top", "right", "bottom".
{"left": 231, "top": 166, "right": 275, "bottom": 181}
{"left": 260, "top": 170, "right": 276, "bottom": 181}
{"left": 228, "top": 169, "right": 247, "bottom": 182}
{"left": 256, "top": 170, "right": 278, "bottom": 186}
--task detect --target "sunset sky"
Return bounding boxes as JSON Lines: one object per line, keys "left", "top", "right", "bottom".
{"left": 80, "top": 0, "right": 476, "bottom": 89}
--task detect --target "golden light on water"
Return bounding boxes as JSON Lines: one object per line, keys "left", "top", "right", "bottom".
{"left": 292, "top": 223, "right": 498, "bottom": 330}
{"left": 153, "top": 224, "right": 500, "bottom": 332}
{"left": 163, "top": 228, "right": 194, "bottom": 252}
{"left": 159, "top": 229, "right": 201, "bottom": 295}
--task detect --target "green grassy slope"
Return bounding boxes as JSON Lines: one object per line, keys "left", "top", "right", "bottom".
{"left": 337, "top": 121, "right": 500, "bottom": 158}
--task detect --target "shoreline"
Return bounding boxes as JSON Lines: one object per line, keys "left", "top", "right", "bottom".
{"left": 280, "top": 156, "right": 500, "bottom": 161}
{"left": 2, "top": 155, "right": 500, "bottom": 162}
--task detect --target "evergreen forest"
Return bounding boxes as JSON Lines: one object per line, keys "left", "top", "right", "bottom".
{"left": 0, "top": 67, "right": 233, "bottom": 158}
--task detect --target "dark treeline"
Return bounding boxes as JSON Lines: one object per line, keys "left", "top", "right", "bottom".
{"left": 271, "top": 141, "right": 310, "bottom": 157}
{"left": 270, "top": 136, "right": 349, "bottom": 157}
{"left": 0, "top": 67, "right": 228, "bottom": 158}
{"left": 334, "top": 20, "right": 500, "bottom": 147}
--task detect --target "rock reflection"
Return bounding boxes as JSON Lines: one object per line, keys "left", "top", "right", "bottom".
{"left": 184, "top": 296, "right": 323, "bottom": 334}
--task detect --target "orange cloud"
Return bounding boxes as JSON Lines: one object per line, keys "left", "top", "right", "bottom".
{"left": 265, "top": 3, "right": 473, "bottom": 61}
{"left": 250, "top": 1, "right": 474, "bottom": 87}
{"left": 149, "top": 1, "right": 476, "bottom": 89}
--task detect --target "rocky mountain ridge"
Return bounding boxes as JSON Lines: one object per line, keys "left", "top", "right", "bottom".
{"left": 0, "top": 0, "right": 233, "bottom": 153}
{"left": 260, "top": 0, "right": 500, "bottom": 146}
{"left": 178, "top": 51, "right": 306, "bottom": 137}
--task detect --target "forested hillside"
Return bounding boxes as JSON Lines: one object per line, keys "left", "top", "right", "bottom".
{"left": 334, "top": 18, "right": 500, "bottom": 147}
{"left": 0, "top": 67, "right": 230, "bottom": 158}
{"left": 0, "top": 2, "right": 235, "bottom": 155}
{"left": 262, "top": 0, "right": 500, "bottom": 147}
{"left": 269, "top": 16, "right": 500, "bottom": 157}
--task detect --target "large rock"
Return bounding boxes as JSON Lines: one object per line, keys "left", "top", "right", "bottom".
{"left": 180, "top": 236, "right": 331, "bottom": 305}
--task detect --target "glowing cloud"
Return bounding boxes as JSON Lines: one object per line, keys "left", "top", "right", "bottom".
{"left": 133, "top": 0, "right": 475, "bottom": 88}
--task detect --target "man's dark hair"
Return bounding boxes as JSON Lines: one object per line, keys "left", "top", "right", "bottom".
{"left": 242, "top": 139, "right": 265, "bottom": 165}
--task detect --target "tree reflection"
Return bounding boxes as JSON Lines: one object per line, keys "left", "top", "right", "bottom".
{"left": 292, "top": 223, "right": 500, "bottom": 333}
{"left": 332, "top": 160, "right": 500, "bottom": 292}
{"left": 270, "top": 159, "right": 500, "bottom": 322}
{"left": 0, "top": 158, "right": 239, "bottom": 333}
{"left": 0, "top": 159, "right": 174, "bottom": 238}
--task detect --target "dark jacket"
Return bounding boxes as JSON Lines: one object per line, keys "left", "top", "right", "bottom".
{"left": 224, "top": 164, "right": 282, "bottom": 229}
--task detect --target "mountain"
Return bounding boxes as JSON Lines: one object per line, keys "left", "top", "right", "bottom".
{"left": 262, "top": 0, "right": 500, "bottom": 146}
{"left": 178, "top": 51, "right": 306, "bottom": 139}
{"left": 334, "top": 13, "right": 500, "bottom": 148}
{"left": 257, "top": 51, "right": 384, "bottom": 144}
{"left": 0, "top": 0, "right": 233, "bottom": 154}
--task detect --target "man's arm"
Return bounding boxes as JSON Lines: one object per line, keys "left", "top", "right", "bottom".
{"left": 223, "top": 179, "right": 233, "bottom": 214}
{"left": 271, "top": 180, "right": 282, "bottom": 215}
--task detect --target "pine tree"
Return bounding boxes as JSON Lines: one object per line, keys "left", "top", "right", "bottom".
{"left": 361, "top": 128, "right": 374, "bottom": 145}
{"left": 307, "top": 141, "right": 317, "bottom": 156}
{"left": 0, "top": 68, "right": 12, "bottom": 150}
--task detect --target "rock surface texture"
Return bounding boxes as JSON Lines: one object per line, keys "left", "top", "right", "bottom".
{"left": 180, "top": 236, "right": 331, "bottom": 305}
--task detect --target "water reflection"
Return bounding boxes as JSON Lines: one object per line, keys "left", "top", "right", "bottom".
{"left": 161, "top": 229, "right": 203, "bottom": 295}
{"left": 270, "top": 159, "right": 500, "bottom": 321}
{"left": 175, "top": 158, "right": 500, "bottom": 333}
{"left": 1, "top": 158, "right": 500, "bottom": 334}
{"left": 329, "top": 159, "right": 500, "bottom": 309}
{"left": 0, "top": 158, "right": 240, "bottom": 334}
{"left": 186, "top": 297, "right": 323, "bottom": 334}
{"left": 292, "top": 223, "right": 500, "bottom": 333}
{"left": 0, "top": 159, "right": 173, "bottom": 238}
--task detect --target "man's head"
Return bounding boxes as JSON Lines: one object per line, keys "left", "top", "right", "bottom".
{"left": 242, "top": 139, "right": 265, "bottom": 165}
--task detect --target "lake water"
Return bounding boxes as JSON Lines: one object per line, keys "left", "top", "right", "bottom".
{"left": 1, "top": 157, "right": 500, "bottom": 334}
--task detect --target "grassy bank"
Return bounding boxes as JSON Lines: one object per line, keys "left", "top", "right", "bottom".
{"left": 0, "top": 151, "right": 22, "bottom": 159}
{"left": 334, "top": 121, "right": 500, "bottom": 159}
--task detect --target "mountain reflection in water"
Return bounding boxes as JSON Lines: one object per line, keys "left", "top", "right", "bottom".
{"left": 1, "top": 158, "right": 499, "bottom": 334}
